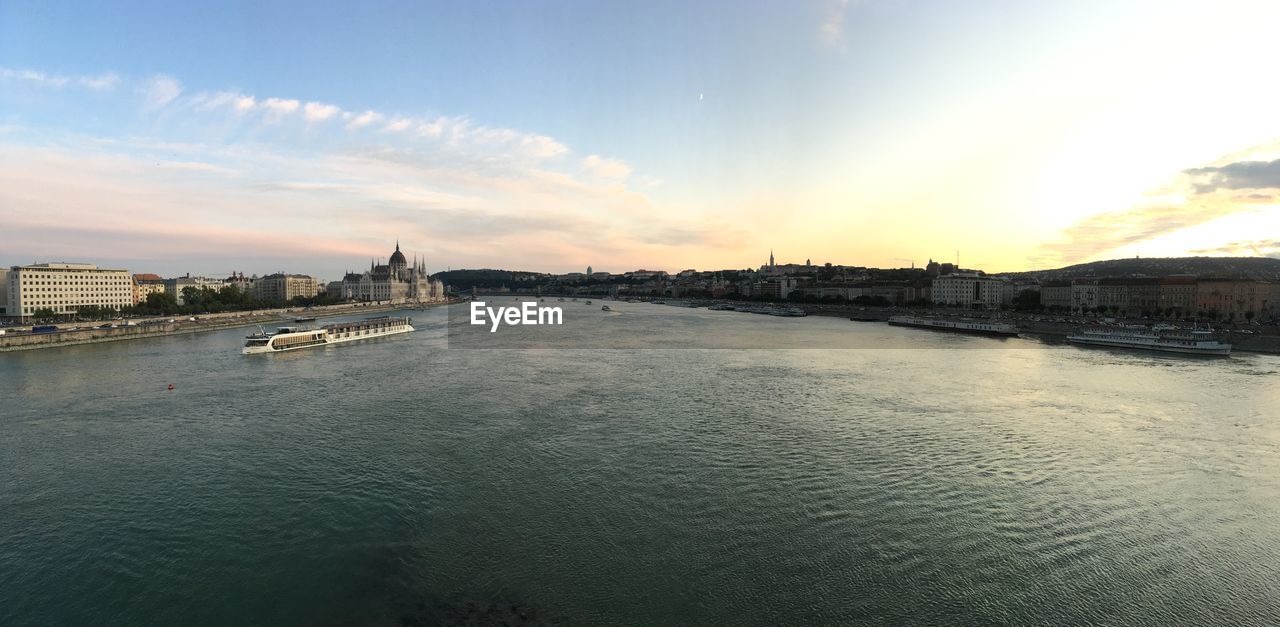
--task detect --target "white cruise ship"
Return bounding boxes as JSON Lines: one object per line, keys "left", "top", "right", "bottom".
{"left": 1066, "top": 325, "right": 1231, "bottom": 356}
{"left": 243, "top": 316, "right": 414, "bottom": 354}
{"left": 888, "top": 315, "right": 1018, "bottom": 336}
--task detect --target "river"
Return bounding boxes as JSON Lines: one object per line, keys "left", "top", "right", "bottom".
{"left": 3, "top": 303, "right": 1279, "bottom": 624}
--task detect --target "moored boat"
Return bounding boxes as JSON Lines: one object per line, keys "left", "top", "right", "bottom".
{"left": 888, "top": 315, "right": 1018, "bottom": 336}
{"left": 769, "top": 307, "right": 807, "bottom": 317}
{"left": 1065, "top": 325, "right": 1231, "bottom": 356}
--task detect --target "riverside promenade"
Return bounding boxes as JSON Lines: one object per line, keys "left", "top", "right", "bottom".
{"left": 655, "top": 299, "right": 1280, "bottom": 355}
{"left": 0, "top": 300, "right": 450, "bottom": 352}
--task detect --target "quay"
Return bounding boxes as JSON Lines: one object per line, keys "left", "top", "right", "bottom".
{"left": 652, "top": 298, "right": 1280, "bottom": 355}
{"left": 0, "top": 301, "right": 449, "bottom": 352}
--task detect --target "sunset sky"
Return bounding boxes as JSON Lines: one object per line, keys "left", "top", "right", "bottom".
{"left": 3, "top": 0, "right": 1280, "bottom": 279}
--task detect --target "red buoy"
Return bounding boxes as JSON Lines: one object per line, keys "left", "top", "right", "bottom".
{"left": 167, "top": 384, "right": 175, "bottom": 390}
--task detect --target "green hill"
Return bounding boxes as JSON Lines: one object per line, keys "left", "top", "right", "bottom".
{"left": 436, "top": 268, "right": 548, "bottom": 290}
{"left": 1013, "top": 257, "right": 1280, "bottom": 281}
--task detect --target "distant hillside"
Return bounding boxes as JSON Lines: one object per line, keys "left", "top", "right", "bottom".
{"left": 1012, "top": 257, "right": 1280, "bottom": 281}
{"left": 436, "top": 268, "right": 547, "bottom": 290}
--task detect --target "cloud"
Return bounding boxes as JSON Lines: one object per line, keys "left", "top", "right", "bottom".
{"left": 263, "top": 97, "right": 300, "bottom": 113}
{"left": 1185, "top": 158, "right": 1280, "bottom": 194}
{"left": 79, "top": 72, "right": 120, "bottom": 90}
{"left": 0, "top": 67, "right": 69, "bottom": 87}
{"left": 261, "top": 97, "right": 300, "bottom": 121}
{"left": 519, "top": 134, "right": 569, "bottom": 158}
{"left": 154, "top": 160, "right": 239, "bottom": 176}
{"left": 382, "top": 117, "right": 412, "bottom": 133}
{"left": 1033, "top": 146, "right": 1280, "bottom": 265}
{"left": 174, "top": 81, "right": 571, "bottom": 161}
{"left": 0, "top": 130, "right": 685, "bottom": 275}
{"left": 582, "top": 155, "right": 632, "bottom": 181}
{"left": 0, "top": 222, "right": 374, "bottom": 270}
{"left": 415, "top": 117, "right": 451, "bottom": 138}
{"left": 1, "top": 67, "right": 118, "bottom": 90}
{"left": 345, "top": 109, "right": 383, "bottom": 129}
{"left": 819, "top": 0, "right": 852, "bottom": 50}
{"left": 1043, "top": 204, "right": 1216, "bottom": 263}
{"left": 141, "top": 75, "right": 182, "bottom": 109}
{"left": 1190, "top": 240, "right": 1280, "bottom": 258}
{"left": 190, "top": 91, "right": 239, "bottom": 111}
{"left": 0, "top": 67, "right": 681, "bottom": 272}
{"left": 303, "top": 101, "right": 341, "bottom": 122}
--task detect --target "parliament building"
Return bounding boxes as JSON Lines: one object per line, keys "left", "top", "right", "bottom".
{"left": 331, "top": 241, "right": 447, "bottom": 304}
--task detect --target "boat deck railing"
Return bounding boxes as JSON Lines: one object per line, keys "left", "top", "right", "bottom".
{"left": 323, "top": 316, "right": 411, "bottom": 333}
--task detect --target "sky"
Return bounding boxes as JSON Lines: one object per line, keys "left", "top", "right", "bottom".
{"left": 2, "top": 0, "right": 1280, "bottom": 280}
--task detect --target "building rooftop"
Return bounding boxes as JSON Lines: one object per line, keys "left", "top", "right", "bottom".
{"left": 12, "top": 262, "right": 128, "bottom": 272}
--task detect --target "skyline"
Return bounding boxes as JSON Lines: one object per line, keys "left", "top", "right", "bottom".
{"left": 3, "top": 1, "right": 1280, "bottom": 278}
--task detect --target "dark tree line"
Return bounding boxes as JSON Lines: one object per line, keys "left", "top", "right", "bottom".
{"left": 30, "top": 286, "right": 347, "bottom": 321}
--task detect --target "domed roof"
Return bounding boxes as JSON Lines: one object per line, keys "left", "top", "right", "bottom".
{"left": 389, "top": 241, "right": 407, "bottom": 266}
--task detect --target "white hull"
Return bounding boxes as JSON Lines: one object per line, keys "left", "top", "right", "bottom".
{"left": 243, "top": 318, "right": 414, "bottom": 354}
{"left": 1066, "top": 335, "right": 1231, "bottom": 356}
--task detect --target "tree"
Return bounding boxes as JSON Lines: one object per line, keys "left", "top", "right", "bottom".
{"left": 76, "top": 305, "right": 115, "bottom": 320}
{"left": 1012, "top": 289, "right": 1040, "bottom": 312}
{"left": 852, "top": 295, "right": 890, "bottom": 307}
{"left": 32, "top": 307, "right": 56, "bottom": 319}
{"left": 144, "top": 291, "right": 180, "bottom": 314}
{"left": 289, "top": 292, "right": 343, "bottom": 308}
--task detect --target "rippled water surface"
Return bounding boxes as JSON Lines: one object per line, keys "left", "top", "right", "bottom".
{"left": 3, "top": 305, "right": 1280, "bottom": 625}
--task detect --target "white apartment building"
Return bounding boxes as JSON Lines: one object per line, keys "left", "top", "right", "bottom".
{"left": 1071, "top": 281, "right": 1098, "bottom": 313}
{"left": 254, "top": 273, "right": 321, "bottom": 303}
{"left": 164, "top": 275, "right": 227, "bottom": 305}
{"left": 930, "top": 273, "right": 1006, "bottom": 309}
{"left": 5, "top": 262, "right": 133, "bottom": 321}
